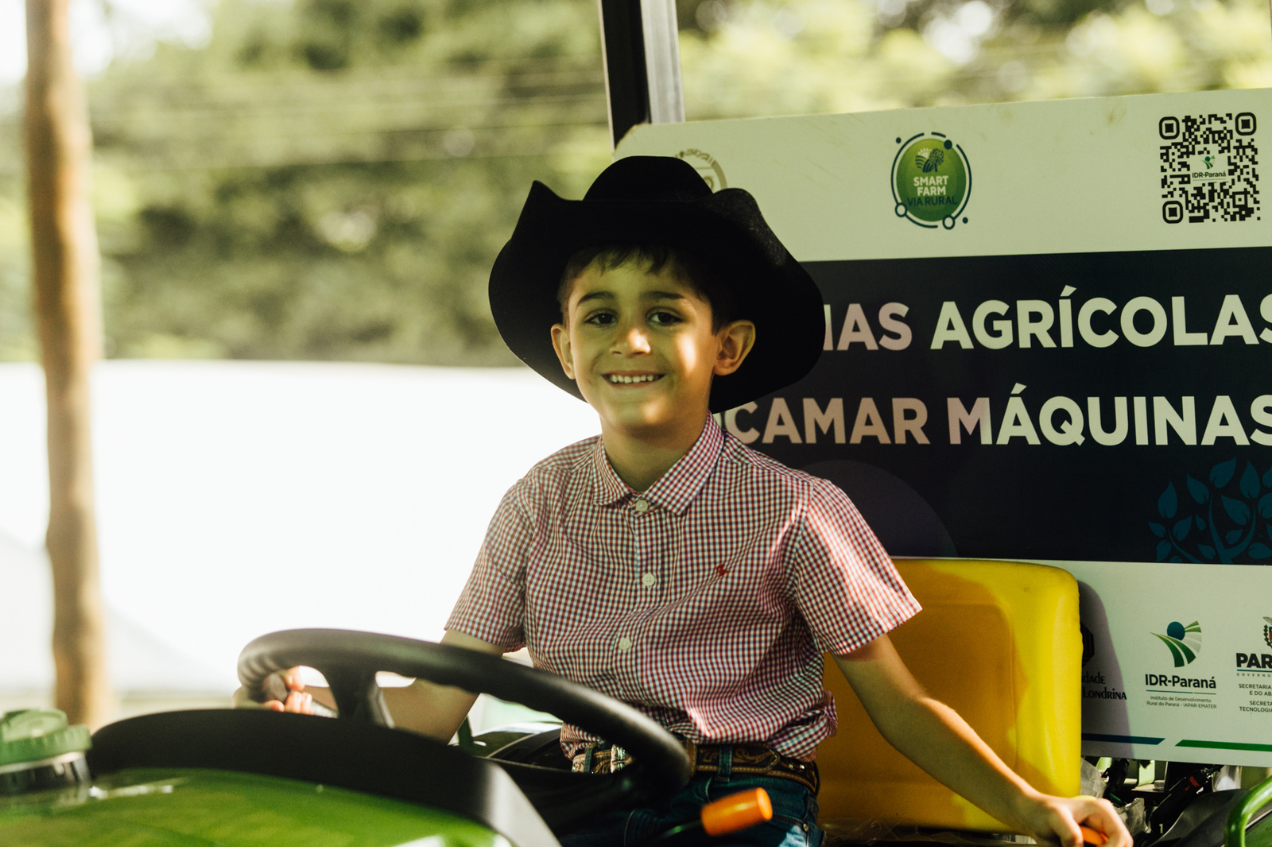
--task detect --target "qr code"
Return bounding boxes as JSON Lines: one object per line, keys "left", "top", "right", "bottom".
{"left": 1159, "top": 112, "right": 1259, "bottom": 223}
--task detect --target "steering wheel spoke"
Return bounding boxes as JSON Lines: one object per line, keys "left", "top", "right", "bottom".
{"left": 322, "top": 667, "right": 393, "bottom": 727}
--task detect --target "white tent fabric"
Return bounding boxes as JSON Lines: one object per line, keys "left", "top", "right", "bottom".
{"left": 0, "top": 530, "right": 222, "bottom": 693}
{"left": 0, "top": 361, "right": 600, "bottom": 695}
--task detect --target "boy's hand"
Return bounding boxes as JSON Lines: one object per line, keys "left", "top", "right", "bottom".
{"left": 1013, "top": 791, "right": 1130, "bottom": 847}
{"left": 230, "top": 666, "right": 315, "bottom": 714}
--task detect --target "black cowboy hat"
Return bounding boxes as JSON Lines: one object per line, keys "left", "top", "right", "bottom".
{"left": 488, "top": 155, "right": 824, "bottom": 413}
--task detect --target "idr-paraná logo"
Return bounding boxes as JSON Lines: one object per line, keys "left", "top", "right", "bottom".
{"left": 1153, "top": 620, "right": 1203, "bottom": 667}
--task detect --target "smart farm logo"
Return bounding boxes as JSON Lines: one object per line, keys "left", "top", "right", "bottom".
{"left": 1153, "top": 620, "right": 1203, "bottom": 667}
{"left": 892, "top": 132, "right": 972, "bottom": 230}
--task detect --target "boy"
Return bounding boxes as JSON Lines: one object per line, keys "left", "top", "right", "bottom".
{"left": 259, "top": 156, "right": 1128, "bottom": 847}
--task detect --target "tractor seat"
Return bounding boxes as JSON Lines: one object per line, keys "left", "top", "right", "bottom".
{"left": 817, "top": 558, "right": 1082, "bottom": 834}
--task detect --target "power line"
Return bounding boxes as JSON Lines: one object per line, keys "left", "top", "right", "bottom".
{"left": 86, "top": 68, "right": 606, "bottom": 101}
{"left": 85, "top": 116, "right": 606, "bottom": 149}
{"left": 84, "top": 61, "right": 606, "bottom": 97}
{"left": 89, "top": 53, "right": 606, "bottom": 83}
{"left": 84, "top": 92, "right": 604, "bottom": 125}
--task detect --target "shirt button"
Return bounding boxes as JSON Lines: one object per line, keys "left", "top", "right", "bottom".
{"left": 633, "top": 498, "right": 649, "bottom": 512}
{"left": 641, "top": 572, "right": 656, "bottom": 587}
{"left": 617, "top": 637, "right": 632, "bottom": 652}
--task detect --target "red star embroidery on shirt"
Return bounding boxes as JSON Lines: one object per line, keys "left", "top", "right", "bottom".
{"left": 715, "top": 564, "right": 728, "bottom": 577}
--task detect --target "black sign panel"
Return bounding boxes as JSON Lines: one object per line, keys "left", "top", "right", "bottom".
{"left": 747, "top": 247, "right": 1272, "bottom": 564}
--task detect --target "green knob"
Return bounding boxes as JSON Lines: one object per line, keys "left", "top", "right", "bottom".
{"left": 0, "top": 710, "right": 91, "bottom": 767}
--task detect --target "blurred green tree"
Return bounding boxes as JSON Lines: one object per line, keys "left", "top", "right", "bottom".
{"left": 0, "top": 0, "right": 1266, "bottom": 365}
{"left": 88, "top": 0, "right": 614, "bottom": 365}
{"left": 4, "top": 0, "right": 612, "bottom": 366}
{"left": 678, "top": 0, "right": 1271, "bottom": 116}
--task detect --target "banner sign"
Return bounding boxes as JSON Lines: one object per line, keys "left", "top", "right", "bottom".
{"left": 620, "top": 88, "right": 1272, "bottom": 765}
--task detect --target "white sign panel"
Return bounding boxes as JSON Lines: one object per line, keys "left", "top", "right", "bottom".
{"left": 618, "top": 88, "right": 1271, "bottom": 764}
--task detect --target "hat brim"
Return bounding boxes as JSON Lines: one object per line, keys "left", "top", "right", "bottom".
{"left": 489, "top": 180, "right": 824, "bottom": 413}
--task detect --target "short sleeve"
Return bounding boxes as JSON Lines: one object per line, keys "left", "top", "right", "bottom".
{"left": 787, "top": 479, "right": 921, "bottom": 655}
{"left": 444, "top": 482, "right": 533, "bottom": 651}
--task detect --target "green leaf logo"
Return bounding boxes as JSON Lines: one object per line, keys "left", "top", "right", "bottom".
{"left": 920, "top": 149, "right": 944, "bottom": 172}
{"left": 1151, "top": 620, "right": 1202, "bottom": 667}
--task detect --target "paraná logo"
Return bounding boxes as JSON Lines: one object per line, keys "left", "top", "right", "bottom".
{"left": 1153, "top": 620, "right": 1203, "bottom": 667}
{"left": 1264, "top": 617, "right": 1272, "bottom": 650}
{"left": 892, "top": 132, "right": 972, "bottom": 230}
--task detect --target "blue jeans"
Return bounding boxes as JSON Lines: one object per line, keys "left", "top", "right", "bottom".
{"left": 557, "top": 773, "right": 822, "bottom": 847}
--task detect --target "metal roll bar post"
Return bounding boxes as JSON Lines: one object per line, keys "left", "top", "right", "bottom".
{"left": 597, "top": 0, "right": 685, "bottom": 148}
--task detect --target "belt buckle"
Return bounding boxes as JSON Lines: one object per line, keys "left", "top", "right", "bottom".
{"left": 571, "top": 744, "right": 596, "bottom": 773}
{"left": 610, "top": 744, "right": 627, "bottom": 773}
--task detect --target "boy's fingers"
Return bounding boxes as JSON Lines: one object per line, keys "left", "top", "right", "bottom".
{"left": 1073, "top": 797, "right": 1128, "bottom": 847}
{"left": 283, "top": 691, "right": 314, "bottom": 714}
{"left": 1034, "top": 797, "right": 1100, "bottom": 847}
{"left": 262, "top": 669, "right": 303, "bottom": 703}
{"left": 1058, "top": 814, "right": 1084, "bottom": 847}
{"left": 232, "top": 677, "right": 311, "bottom": 714}
{"left": 1080, "top": 825, "right": 1109, "bottom": 846}
{"left": 285, "top": 667, "right": 305, "bottom": 691}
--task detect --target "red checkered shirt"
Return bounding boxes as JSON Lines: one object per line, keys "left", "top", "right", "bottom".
{"left": 445, "top": 417, "right": 920, "bottom": 760}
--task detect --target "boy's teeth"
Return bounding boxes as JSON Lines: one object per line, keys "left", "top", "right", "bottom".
{"left": 609, "top": 374, "right": 657, "bottom": 384}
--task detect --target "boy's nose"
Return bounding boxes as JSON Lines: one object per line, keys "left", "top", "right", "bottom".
{"left": 616, "top": 323, "right": 651, "bottom": 354}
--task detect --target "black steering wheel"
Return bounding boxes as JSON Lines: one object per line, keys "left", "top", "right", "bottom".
{"left": 237, "top": 628, "right": 693, "bottom": 827}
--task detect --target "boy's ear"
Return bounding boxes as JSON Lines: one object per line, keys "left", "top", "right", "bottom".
{"left": 550, "top": 323, "right": 576, "bottom": 380}
{"left": 713, "top": 320, "right": 756, "bottom": 376}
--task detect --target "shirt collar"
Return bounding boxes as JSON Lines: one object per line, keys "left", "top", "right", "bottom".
{"left": 589, "top": 417, "right": 725, "bottom": 515}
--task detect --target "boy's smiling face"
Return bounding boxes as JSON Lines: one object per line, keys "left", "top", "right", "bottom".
{"left": 550, "top": 259, "right": 755, "bottom": 444}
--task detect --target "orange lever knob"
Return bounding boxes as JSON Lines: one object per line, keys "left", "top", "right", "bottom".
{"left": 1081, "top": 825, "right": 1109, "bottom": 846}
{"left": 700, "top": 787, "right": 774, "bottom": 836}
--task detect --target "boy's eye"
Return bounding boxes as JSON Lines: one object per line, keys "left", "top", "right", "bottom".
{"left": 649, "top": 310, "right": 682, "bottom": 326}
{"left": 584, "top": 311, "right": 616, "bottom": 326}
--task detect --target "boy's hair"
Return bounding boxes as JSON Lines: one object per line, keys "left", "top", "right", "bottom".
{"left": 556, "top": 244, "right": 740, "bottom": 332}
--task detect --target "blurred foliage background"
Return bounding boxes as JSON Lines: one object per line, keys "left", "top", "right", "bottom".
{"left": 0, "top": 0, "right": 1268, "bottom": 365}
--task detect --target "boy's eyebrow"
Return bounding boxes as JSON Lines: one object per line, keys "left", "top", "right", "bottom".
{"left": 574, "top": 290, "right": 688, "bottom": 307}
{"left": 575, "top": 291, "right": 615, "bottom": 306}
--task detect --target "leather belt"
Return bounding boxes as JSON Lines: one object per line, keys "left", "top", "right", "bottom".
{"left": 570, "top": 740, "right": 819, "bottom": 794}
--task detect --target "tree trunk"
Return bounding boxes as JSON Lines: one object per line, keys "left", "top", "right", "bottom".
{"left": 24, "top": 0, "right": 111, "bottom": 729}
